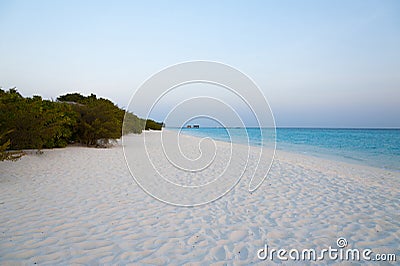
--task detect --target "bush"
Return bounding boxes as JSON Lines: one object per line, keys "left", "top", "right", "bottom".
{"left": 0, "top": 130, "right": 24, "bottom": 161}
{"left": 0, "top": 89, "right": 161, "bottom": 152}
{"left": 0, "top": 89, "right": 75, "bottom": 150}
{"left": 145, "top": 119, "right": 163, "bottom": 131}
{"left": 123, "top": 112, "right": 145, "bottom": 135}
{"left": 58, "top": 93, "right": 124, "bottom": 146}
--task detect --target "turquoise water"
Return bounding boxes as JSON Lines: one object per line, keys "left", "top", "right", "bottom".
{"left": 173, "top": 127, "right": 400, "bottom": 171}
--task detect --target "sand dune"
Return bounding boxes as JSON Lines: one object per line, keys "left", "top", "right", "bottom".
{"left": 1, "top": 131, "right": 399, "bottom": 264}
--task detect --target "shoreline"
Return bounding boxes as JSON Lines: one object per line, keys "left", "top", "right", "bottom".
{"left": 7, "top": 128, "right": 400, "bottom": 174}
{"left": 173, "top": 128, "right": 400, "bottom": 172}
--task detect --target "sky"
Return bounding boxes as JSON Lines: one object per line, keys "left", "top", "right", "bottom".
{"left": 0, "top": 0, "right": 399, "bottom": 128}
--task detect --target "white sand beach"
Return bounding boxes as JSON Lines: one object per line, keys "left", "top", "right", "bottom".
{"left": 1, "top": 131, "right": 399, "bottom": 265}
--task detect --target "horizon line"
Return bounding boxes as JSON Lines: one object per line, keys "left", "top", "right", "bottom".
{"left": 165, "top": 126, "right": 400, "bottom": 130}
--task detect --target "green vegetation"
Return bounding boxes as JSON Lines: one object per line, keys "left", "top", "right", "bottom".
{"left": 145, "top": 119, "right": 164, "bottom": 131}
{"left": 0, "top": 89, "right": 75, "bottom": 150}
{"left": 123, "top": 112, "right": 145, "bottom": 135}
{"left": 0, "top": 88, "right": 163, "bottom": 161}
{"left": 0, "top": 130, "right": 24, "bottom": 161}
{"left": 57, "top": 93, "right": 125, "bottom": 146}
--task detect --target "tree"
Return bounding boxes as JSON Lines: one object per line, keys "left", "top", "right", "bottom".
{"left": 58, "top": 93, "right": 125, "bottom": 146}
{"left": 0, "top": 89, "right": 155, "bottom": 153}
{"left": 145, "top": 119, "right": 163, "bottom": 130}
{"left": 0, "top": 130, "right": 24, "bottom": 161}
{"left": 0, "top": 88, "right": 76, "bottom": 150}
{"left": 123, "top": 112, "right": 145, "bottom": 134}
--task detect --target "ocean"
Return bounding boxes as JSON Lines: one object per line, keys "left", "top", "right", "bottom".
{"left": 171, "top": 127, "right": 400, "bottom": 172}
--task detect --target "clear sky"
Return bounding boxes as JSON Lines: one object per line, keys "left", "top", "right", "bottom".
{"left": 1, "top": 0, "right": 399, "bottom": 127}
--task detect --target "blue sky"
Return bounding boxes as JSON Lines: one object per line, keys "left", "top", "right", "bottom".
{"left": 0, "top": 0, "right": 399, "bottom": 127}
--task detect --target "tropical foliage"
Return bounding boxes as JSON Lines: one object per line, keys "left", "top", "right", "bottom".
{"left": 0, "top": 130, "right": 24, "bottom": 161}
{"left": 145, "top": 119, "right": 164, "bottom": 131}
{"left": 0, "top": 88, "right": 163, "bottom": 161}
{"left": 0, "top": 89, "right": 75, "bottom": 150}
{"left": 57, "top": 93, "right": 125, "bottom": 146}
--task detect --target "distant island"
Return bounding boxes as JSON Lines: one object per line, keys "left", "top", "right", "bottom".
{"left": 0, "top": 88, "right": 163, "bottom": 161}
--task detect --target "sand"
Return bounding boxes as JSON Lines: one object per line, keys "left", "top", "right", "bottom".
{"left": 0, "top": 130, "right": 399, "bottom": 265}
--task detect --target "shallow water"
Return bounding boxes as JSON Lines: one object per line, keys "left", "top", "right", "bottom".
{"left": 173, "top": 127, "right": 400, "bottom": 171}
